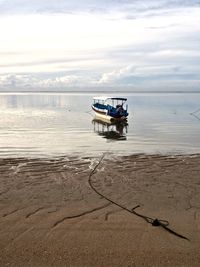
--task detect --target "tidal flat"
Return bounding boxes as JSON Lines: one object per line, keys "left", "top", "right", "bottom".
{"left": 0, "top": 154, "right": 200, "bottom": 266}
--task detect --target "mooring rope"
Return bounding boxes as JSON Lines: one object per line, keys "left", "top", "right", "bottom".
{"left": 190, "top": 108, "right": 200, "bottom": 115}
{"left": 88, "top": 154, "right": 189, "bottom": 241}
{"left": 190, "top": 108, "right": 200, "bottom": 121}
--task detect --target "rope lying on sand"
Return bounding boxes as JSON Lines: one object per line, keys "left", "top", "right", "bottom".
{"left": 88, "top": 154, "right": 190, "bottom": 241}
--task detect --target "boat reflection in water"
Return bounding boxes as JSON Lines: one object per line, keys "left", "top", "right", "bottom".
{"left": 92, "top": 117, "right": 128, "bottom": 141}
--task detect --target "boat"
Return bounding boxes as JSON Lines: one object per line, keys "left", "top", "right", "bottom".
{"left": 92, "top": 96, "right": 129, "bottom": 122}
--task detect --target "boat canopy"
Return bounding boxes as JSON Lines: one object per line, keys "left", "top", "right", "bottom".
{"left": 93, "top": 96, "right": 127, "bottom": 102}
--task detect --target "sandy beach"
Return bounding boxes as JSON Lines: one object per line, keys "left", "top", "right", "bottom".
{"left": 0, "top": 154, "right": 200, "bottom": 266}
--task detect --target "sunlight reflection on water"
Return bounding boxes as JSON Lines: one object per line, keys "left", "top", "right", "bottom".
{"left": 0, "top": 92, "right": 200, "bottom": 158}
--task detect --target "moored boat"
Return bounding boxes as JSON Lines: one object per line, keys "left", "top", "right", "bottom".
{"left": 92, "top": 96, "right": 129, "bottom": 122}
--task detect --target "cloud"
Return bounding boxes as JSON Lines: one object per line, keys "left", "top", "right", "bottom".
{"left": 0, "top": 74, "right": 36, "bottom": 88}
{"left": 0, "top": 73, "right": 97, "bottom": 89}
{"left": 0, "top": 1, "right": 200, "bottom": 91}
{"left": 97, "top": 51, "right": 200, "bottom": 87}
{"left": 0, "top": 0, "right": 199, "bottom": 16}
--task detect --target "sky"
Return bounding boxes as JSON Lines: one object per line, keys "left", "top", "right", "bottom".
{"left": 0, "top": 0, "right": 200, "bottom": 91}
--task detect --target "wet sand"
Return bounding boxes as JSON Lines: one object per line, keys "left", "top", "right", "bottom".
{"left": 0, "top": 154, "right": 200, "bottom": 266}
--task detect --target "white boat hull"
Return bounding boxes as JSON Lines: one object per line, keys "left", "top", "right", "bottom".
{"left": 93, "top": 110, "right": 127, "bottom": 123}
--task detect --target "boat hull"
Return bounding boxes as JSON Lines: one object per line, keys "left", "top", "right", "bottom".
{"left": 92, "top": 106, "right": 127, "bottom": 123}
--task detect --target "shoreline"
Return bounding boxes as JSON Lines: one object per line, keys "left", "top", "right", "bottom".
{"left": 0, "top": 151, "right": 199, "bottom": 161}
{"left": 0, "top": 154, "right": 200, "bottom": 266}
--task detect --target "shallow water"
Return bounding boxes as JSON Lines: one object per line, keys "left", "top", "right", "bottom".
{"left": 0, "top": 92, "right": 200, "bottom": 158}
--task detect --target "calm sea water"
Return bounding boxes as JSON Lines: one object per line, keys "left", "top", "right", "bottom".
{"left": 0, "top": 92, "right": 200, "bottom": 158}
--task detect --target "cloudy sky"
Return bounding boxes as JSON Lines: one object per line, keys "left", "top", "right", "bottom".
{"left": 0, "top": 0, "right": 200, "bottom": 91}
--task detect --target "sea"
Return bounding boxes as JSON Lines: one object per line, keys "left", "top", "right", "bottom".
{"left": 0, "top": 92, "right": 200, "bottom": 158}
